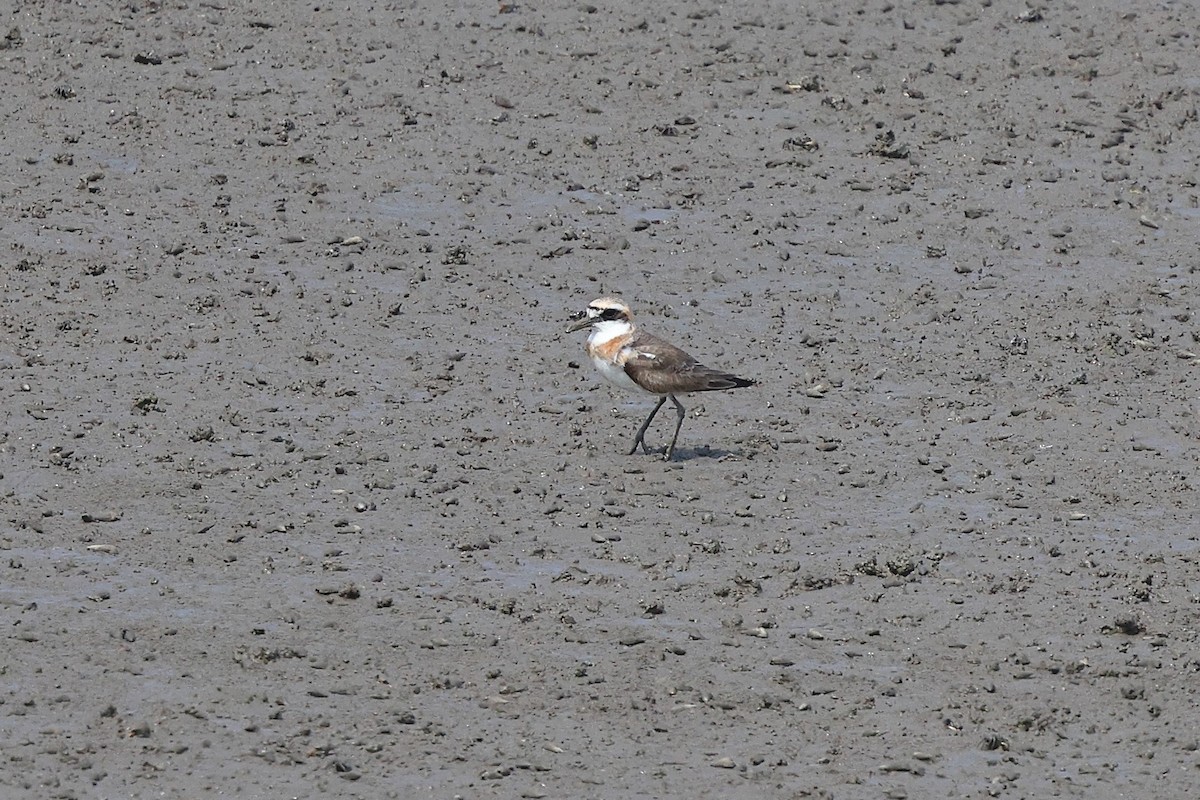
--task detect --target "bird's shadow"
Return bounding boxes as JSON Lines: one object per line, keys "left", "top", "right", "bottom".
{"left": 643, "top": 443, "right": 749, "bottom": 463}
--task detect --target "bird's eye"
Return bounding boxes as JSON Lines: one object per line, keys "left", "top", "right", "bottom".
{"left": 600, "top": 308, "right": 624, "bottom": 322}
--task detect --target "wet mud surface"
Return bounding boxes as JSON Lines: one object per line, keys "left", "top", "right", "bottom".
{"left": 3, "top": 1, "right": 1200, "bottom": 797}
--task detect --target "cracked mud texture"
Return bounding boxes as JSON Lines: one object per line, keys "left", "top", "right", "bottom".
{"left": 3, "top": 1, "right": 1200, "bottom": 798}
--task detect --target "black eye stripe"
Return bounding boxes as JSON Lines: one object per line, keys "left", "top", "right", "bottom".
{"left": 598, "top": 308, "right": 625, "bottom": 321}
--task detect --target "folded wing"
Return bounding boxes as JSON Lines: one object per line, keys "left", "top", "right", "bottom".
{"left": 622, "top": 333, "right": 755, "bottom": 395}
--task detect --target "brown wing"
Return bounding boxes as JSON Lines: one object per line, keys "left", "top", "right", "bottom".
{"left": 623, "top": 332, "right": 755, "bottom": 395}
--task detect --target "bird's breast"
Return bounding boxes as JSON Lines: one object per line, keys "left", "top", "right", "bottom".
{"left": 586, "top": 329, "right": 651, "bottom": 395}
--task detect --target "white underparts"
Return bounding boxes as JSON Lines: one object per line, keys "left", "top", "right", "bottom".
{"left": 587, "top": 321, "right": 652, "bottom": 395}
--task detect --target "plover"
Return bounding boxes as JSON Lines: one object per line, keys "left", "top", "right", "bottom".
{"left": 568, "top": 297, "right": 755, "bottom": 461}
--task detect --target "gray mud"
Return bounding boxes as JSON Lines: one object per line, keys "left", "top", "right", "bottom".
{"left": 3, "top": 1, "right": 1200, "bottom": 797}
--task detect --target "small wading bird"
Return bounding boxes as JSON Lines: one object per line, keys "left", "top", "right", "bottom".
{"left": 568, "top": 297, "right": 755, "bottom": 461}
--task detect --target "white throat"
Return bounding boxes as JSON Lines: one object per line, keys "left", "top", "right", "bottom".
{"left": 587, "top": 319, "right": 634, "bottom": 347}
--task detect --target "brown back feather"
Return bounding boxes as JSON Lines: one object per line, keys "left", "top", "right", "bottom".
{"left": 623, "top": 332, "right": 754, "bottom": 395}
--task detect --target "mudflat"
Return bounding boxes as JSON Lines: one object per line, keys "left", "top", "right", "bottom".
{"left": 3, "top": 2, "right": 1199, "bottom": 797}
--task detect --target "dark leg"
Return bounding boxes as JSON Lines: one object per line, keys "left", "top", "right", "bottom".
{"left": 629, "top": 395, "right": 668, "bottom": 455}
{"left": 664, "top": 394, "right": 686, "bottom": 461}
